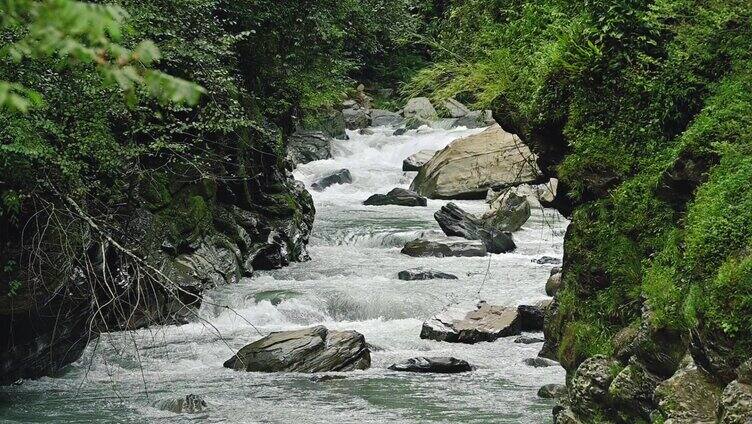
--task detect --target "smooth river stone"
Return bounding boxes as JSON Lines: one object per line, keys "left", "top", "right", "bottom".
{"left": 402, "top": 149, "right": 436, "bottom": 172}
{"left": 420, "top": 302, "right": 521, "bottom": 344}
{"left": 363, "top": 188, "right": 427, "bottom": 207}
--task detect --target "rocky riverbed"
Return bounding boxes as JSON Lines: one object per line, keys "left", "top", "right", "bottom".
{"left": 0, "top": 100, "right": 569, "bottom": 423}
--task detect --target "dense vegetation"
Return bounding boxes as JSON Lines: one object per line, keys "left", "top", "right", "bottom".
{"left": 0, "top": 0, "right": 427, "bottom": 298}
{"left": 411, "top": 0, "right": 752, "bottom": 381}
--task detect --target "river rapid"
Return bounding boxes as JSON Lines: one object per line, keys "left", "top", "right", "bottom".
{"left": 0, "top": 125, "right": 567, "bottom": 423}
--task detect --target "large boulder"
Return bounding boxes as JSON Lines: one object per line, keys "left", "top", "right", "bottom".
{"left": 388, "top": 357, "right": 474, "bottom": 374}
{"left": 654, "top": 365, "right": 721, "bottom": 423}
{"left": 443, "top": 98, "right": 471, "bottom": 118}
{"left": 371, "top": 109, "right": 403, "bottom": 127}
{"left": 397, "top": 268, "right": 458, "bottom": 281}
{"left": 223, "top": 326, "right": 371, "bottom": 373}
{"left": 402, "top": 150, "right": 436, "bottom": 172}
{"left": 517, "top": 304, "right": 546, "bottom": 332}
{"left": 434, "top": 203, "right": 516, "bottom": 253}
{"left": 482, "top": 191, "right": 531, "bottom": 232}
{"left": 310, "top": 169, "right": 352, "bottom": 191}
{"left": 401, "top": 237, "right": 487, "bottom": 258}
{"left": 420, "top": 302, "right": 521, "bottom": 343}
{"left": 410, "top": 124, "right": 541, "bottom": 199}
{"left": 343, "top": 107, "right": 371, "bottom": 130}
{"left": 452, "top": 110, "right": 496, "bottom": 129}
{"left": 403, "top": 97, "right": 438, "bottom": 120}
{"left": 363, "top": 188, "right": 427, "bottom": 207}
{"left": 286, "top": 131, "right": 331, "bottom": 166}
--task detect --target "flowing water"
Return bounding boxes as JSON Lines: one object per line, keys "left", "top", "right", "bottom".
{"left": 0, "top": 125, "right": 568, "bottom": 423}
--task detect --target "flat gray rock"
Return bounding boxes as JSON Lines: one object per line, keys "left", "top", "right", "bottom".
{"left": 401, "top": 237, "right": 487, "bottom": 258}
{"left": 224, "top": 326, "right": 371, "bottom": 373}
{"left": 420, "top": 302, "right": 521, "bottom": 344}
{"left": 389, "top": 357, "right": 474, "bottom": 374}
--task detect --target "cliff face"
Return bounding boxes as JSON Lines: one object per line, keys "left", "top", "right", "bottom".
{"left": 485, "top": 2, "right": 752, "bottom": 422}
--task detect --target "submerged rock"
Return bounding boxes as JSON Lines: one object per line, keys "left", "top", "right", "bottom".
{"left": 434, "top": 203, "right": 516, "bottom": 253}
{"left": 401, "top": 237, "right": 487, "bottom": 258}
{"left": 310, "top": 374, "right": 348, "bottom": 383}
{"left": 403, "top": 97, "right": 438, "bottom": 121}
{"left": 156, "top": 394, "right": 208, "bottom": 414}
{"left": 402, "top": 149, "right": 436, "bottom": 172}
{"left": 253, "top": 290, "right": 302, "bottom": 306}
{"left": 538, "top": 384, "right": 568, "bottom": 399}
{"left": 515, "top": 335, "right": 545, "bottom": 344}
{"left": 393, "top": 128, "right": 408, "bottom": 136}
{"left": 388, "top": 357, "right": 474, "bottom": 374}
{"left": 410, "top": 124, "right": 540, "bottom": 199}
{"left": 286, "top": 131, "right": 332, "bottom": 166}
{"left": 224, "top": 326, "right": 371, "bottom": 373}
{"left": 534, "top": 256, "right": 561, "bottom": 265}
{"left": 363, "top": 188, "right": 427, "bottom": 207}
{"left": 420, "top": 302, "right": 521, "bottom": 343}
{"left": 397, "top": 268, "right": 458, "bottom": 281}
{"left": 311, "top": 169, "right": 352, "bottom": 191}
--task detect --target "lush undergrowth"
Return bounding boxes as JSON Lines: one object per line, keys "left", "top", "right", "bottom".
{"left": 410, "top": 0, "right": 752, "bottom": 372}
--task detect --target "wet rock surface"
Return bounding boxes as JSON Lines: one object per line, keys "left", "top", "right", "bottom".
{"left": 434, "top": 203, "right": 516, "bottom": 253}
{"left": 224, "top": 326, "right": 371, "bottom": 373}
{"left": 311, "top": 169, "right": 353, "bottom": 191}
{"left": 397, "top": 268, "right": 458, "bottom": 281}
{"left": 388, "top": 357, "right": 474, "bottom": 374}
{"left": 401, "top": 237, "right": 487, "bottom": 258}
{"left": 363, "top": 188, "right": 427, "bottom": 207}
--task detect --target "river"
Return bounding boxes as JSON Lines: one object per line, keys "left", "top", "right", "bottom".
{"left": 0, "top": 124, "right": 567, "bottom": 423}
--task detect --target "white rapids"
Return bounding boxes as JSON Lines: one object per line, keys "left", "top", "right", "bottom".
{"left": 0, "top": 125, "right": 568, "bottom": 423}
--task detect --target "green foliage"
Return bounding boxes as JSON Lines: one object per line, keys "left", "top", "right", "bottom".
{"left": 0, "top": 0, "right": 204, "bottom": 111}
{"left": 415, "top": 0, "right": 752, "bottom": 370}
